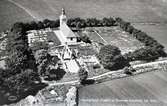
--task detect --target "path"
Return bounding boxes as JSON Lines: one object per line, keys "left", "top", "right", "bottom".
{"left": 6, "top": 0, "right": 37, "bottom": 20}
{"left": 93, "top": 30, "right": 108, "bottom": 44}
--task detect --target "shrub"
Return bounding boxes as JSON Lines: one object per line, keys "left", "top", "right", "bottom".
{"left": 123, "top": 67, "right": 133, "bottom": 75}
{"left": 80, "top": 79, "right": 95, "bottom": 85}
{"left": 93, "top": 64, "right": 101, "bottom": 69}
{"left": 98, "top": 45, "right": 129, "bottom": 71}
{"left": 34, "top": 49, "right": 60, "bottom": 77}
{"left": 45, "top": 68, "right": 66, "bottom": 81}
{"left": 78, "top": 68, "right": 88, "bottom": 83}
{"left": 80, "top": 34, "right": 92, "bottom": 44}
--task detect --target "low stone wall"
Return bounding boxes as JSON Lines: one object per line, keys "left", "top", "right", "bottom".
{"left": 134, "top": 61, "right": 167, "bottom": 74}
{"left": 92, "top": 60, "right": 167, "bottom": 84}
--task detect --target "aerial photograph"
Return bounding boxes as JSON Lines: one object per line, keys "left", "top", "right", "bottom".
{"left": 0, "top": 0, "right": 167, "bottom": 106}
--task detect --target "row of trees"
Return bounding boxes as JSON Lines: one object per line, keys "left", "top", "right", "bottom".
{"left": 115, "top": 17, "right": 166, "bottom": 61}
{"left": 124, "top": 47, "right": 166, "bottom": 61}
{"left": 115, "top": 17, "right": 164, "bottom": 49}
{"left": 13, "top": 17, "right": 116, "bottom": 32}
{"left": 67, "top": 17, "right": 116, "bottom": 28}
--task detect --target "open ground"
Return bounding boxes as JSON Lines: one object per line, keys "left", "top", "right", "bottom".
{"left": 1, "top": 0, "right": 167, "bottom": 30}
{"left": 79, "top": 71, "right": 167, "bottom": 106}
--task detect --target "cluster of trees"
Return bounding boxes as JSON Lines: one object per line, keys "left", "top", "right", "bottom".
{"left": 124, "top": 47, "right": 166, "bottom": 61}
{"left": 115, "top": 17, "right": 166, "bottom": 61}
{"left": 77, "top": 33, "right": 92, "bottom": 44}
{"left": 0, "top": 22, "right": 44, "bottom": 102}
{"left": 98, "top": 45, "right": 129, "bottom": 71}
{"left": 0, "top": 68, "right": 46, "bottom": 105}
{"left": 5, "top": 22, "right": 36, "bottom": 72}
{"left": 3, "top": 69, "right": 40, "bottom": 93}
{"left": 34, "top": 49, "right": 65, "bottom": 81}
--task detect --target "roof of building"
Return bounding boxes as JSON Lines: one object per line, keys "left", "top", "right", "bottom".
{"left": 60, "top": 23, "right": 76, "bottom": 38}
{"left": 46, "top": 31, "right": 61, "bottom": 46}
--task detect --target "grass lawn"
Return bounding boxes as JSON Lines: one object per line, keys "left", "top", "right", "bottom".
{"left": 85, "top": 27, "right": 144, "bottom": 54}
{"left": 76, "top": 45, "right": 98, "bottom": 56}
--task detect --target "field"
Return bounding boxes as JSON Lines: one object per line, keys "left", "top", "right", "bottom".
{"left": 133, "top": 24, "right": 167, "bottom": 52}
{"left": 1, "top": 0, "right": 167, "bottom": 32}
{"left": 0, "top": 0, "right": 34, "bottom": 32}
{"left": 86, "top": 27, "right": 144, "bottom": 54}
{"left": 79, "top": 71, "right": 167, "bottom": 106}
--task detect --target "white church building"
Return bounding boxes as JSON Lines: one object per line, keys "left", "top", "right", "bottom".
{"left": 54, "top": 8, "right": 78, "bottom": 45}
{"left": 54, "top": 8, "right": 81, "bottom": 73}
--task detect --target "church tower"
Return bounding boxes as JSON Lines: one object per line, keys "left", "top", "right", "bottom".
{"left": 60, "top": 8, "right": 67, "bottom": 28}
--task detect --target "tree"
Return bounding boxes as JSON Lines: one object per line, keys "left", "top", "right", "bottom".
{"left": 37, "top": 21, "right": 45, "bottom": 29}
{"left": 4, "top": 69, "right": 40, "bottom": 93}
{"left": 98, "top": 45, "right": 129, "bottom": 70}
{"left": 34, "top": 49, "right": 48, "bottom": 64}
{"left": 45, "top": 67, "right": 66, "bottom": 81}
{"left": 123, "top": 67, "right": 133, "bottom": 75}
{"left": 5, "top": 51, "right": 28, "bottom": 72}
{"left": 5, "top": 22, "right": 35, "bottom": 72}
{"left": 34, "top": 49, "right": 49, "bottom": 75}
{"left": 80, "top": 33, "right": 92, "bottom": 44}
{"left": 126, "top": 25, "right": 134, "bottom": 34}
{"left": 76, "top": 22, "right": 82, "bottom": 30}
{"left": 34, "top": 49, "right": 60, "bottom": 76}
{"left": 102, "top": 17, "right": 115, "bottom": 26}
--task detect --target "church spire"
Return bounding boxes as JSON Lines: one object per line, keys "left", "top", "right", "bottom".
{"left": 62, "top": 8, "right": 65, "bottom": 15}
{"left": 60, "top": 8, "right": 67, "bottom": 28}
